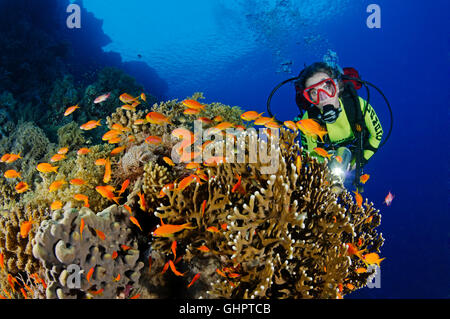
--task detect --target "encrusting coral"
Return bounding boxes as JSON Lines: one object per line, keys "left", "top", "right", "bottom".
{"left": 32, "top": 204, "right": 144, "bottom": 299}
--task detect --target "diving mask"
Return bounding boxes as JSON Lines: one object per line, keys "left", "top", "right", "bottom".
{"left": 303, "top": 78, "right": 337, "bottom": 105}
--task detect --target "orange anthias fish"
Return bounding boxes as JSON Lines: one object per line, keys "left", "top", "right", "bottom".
{"left": 197, "top": 245, "right": 210, "bottom": 252}
{"left": 111, "top": 146, "right": 126, "bottom": 155}
{"left": 15, "top": 181, "right": 29, "bottom": 194}
{"left": 0, "top": 252, "right": 4, "bottom": 272}
{"left": 355, "top": 267, "right": 367, "bottom": 274}
{"left": 57, "top": 147, "right": 69, "bottom": 155}
{"left": 96, "top": 186, "right": 120, "bottom": 204}
{"left": 283, "top": 120, "right": 298, "bottom": 131}
{"left": 362, "top": 253, "right": 385, "bottom": 266}
{"left": 152, "top": 222, "right": 195, "bottom": 237}
{"left": 187, "top": 273, "right": 201, "bottom": 288}
{"left": 4, "top": 152, "right": 22, "bottom": 163}
{"left": 122, "top": 104, "right": 136, "bottom": 111}
{"left": 335, "top": 155, "right": 343, "bottom": 163}
{"left": 231, "top": 174, "right": 243, "bottom": 194}
{"left": 353, "top": 191, "right": 363, "bottom": 208}
{"left": 295, "top": 155, "right": 302, "bottom": 175}
{"left": 183, "top": 108, "right": 201, "bottom": 115}
{"left": 4, "top": 170, "right": 21, "bottom": 179}
{"left": 37, "top": 163, "right": 58, "bottom": 173}
{"left": 168, "top": 260, "right": 186, "bottom": 276}
{"left": 140, "top": 93, "right": 146, "bottom": 102}
{"left": 129, "top": 216, "right": 143, "bottom": 231}
{"left": 360, "top": 174, "right": 370, "bottom": 184}
{"left": 49, "top": 179, "right": 67, "bottom": 192}
{"left": 51, "top": 200, "right": 63, "bottom": 210}
{"left": 80, "top": 120, "right": 101, "bottom": 130}
{"left": 207, "top": 226, "right": 220, "bottom": 233}
{"left": 145, "top": 135, "right": 162, "bottom": 145}
{"left": 119, "top": 93, "right": 138, "bottom": 104}
{"left": 50, "top": 153, "right": 66, "bottom": 162}
{"left": 64, "top": 104, "right": 79, "bottom": 116}
{"left": 77, "top": 148, "right": 91, "bottom": 155}
{"left": 95, "top": 158, "right": 107, "bottom": 166}
{"left": 214, "top": 122, "right": 234, "bottom": 131}
{"left": 20, "top": 218, "right": 33, "bottom": 238}
{"left": 111, "top": 123, "right": 131, "bottom": 132}
{"left": 197, "top": 117, "right": 213, "bottom": 124}
{"left": 111, "top": 251, "right": 118, "bottom": 260}
{"left": 346, "top": 243, "right": 366, "bottom": 259}
{"left": 177, "top": 175, "right": 198, "bottom": 191}
{"left": 102, "top": 129, "right": 121, "bottom": 141}
{"left": 181, "top": 99, "right": 205, "bottom": 110}
{"left": 264, "top": 121, "right": 281, "bottom": 129}
{"left": 296, "top": 119, "right": 328, "bottom": 142}
{"left": 203, "top": 156, "right": 226, "bottom": 167}
{"left": 171, "top": 240, "right": 177, "bottom": 260}
{"left": 137, "top": 192, "right": 147, "bottom": 211}
{"left": 95, "top": 229, "right": 106, "bottom": 240}
{"left": 103, "top": 158, "right": 111, "bottom": 183}
{"left": 163, "top": 156, "right": 175, "bottom": 166}
{"left": 314, "top": 147, "right": 332, "bottom": 159}
{"left": 383, "top": 191, "right": 394, "bottom": 206}
{"left": 121, "top": 245, "right": 131, "bottom": 251}
{"left": 241, "top": 111, "right": 264, "bottom": 121}
{"left": 94, "top": 92, "right": 111, "bottom": 104}
{"left": 70, "top": 178, "right": 88, "bottom": 186}
{"left": 0, "top": 153, "right": 11, "bottom": 162}
{"left": 118, "top": 179, "right": 130, "bottom": 196}
{"left": 123, "top": 204, "right": 132, "bottom": 215}
{"left": 158, "top": 183, "right": 174, "bottom": 198}
{"left": 254, "top": 116, "right": 274, "bottom": 126}
{"left": 146, "top": 112, "right": 171, "bottom": 125}
{"left": 74, "top": 194, "right": 89, "bottom": 207}
{"left": 201, "top": 199, "right": 207, "bottom": 217}
{"left": 108, "top": 136, "right": 122, "bottom": 145}
{"left": 185, "top": 162, "right": 200, "bottom": 170}
{"left": 80, "top": 218, "right": 85, "bottom": 240}
{"left": 86, "top": 267, "right": 95, "bottom": 282}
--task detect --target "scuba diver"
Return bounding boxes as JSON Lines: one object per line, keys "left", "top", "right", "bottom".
{"left": 267, "top": 61, "right": 392, "bottom": 194}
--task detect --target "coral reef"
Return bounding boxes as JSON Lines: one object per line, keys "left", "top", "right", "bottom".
{"left": 146, "top": 127, "right": 383, "bottom": 299}
{"left": 23, "top": 144, "right": 114, "bottom": 213}
{"left": 0, "top": 122, "right": 55, "bottom": 184}
{"left": 0, "top": 87, "right": 384, "bottom": 299}
{"left": 32, "top": 204, "right": 144, "bottom": 299}
{"left": 57, "top": 121, "right": 86, "bottom": 149}
{"left": 0, "top": 204, "right": 49, "bottom": 299}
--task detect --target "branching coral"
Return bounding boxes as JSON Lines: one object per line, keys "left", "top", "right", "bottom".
{"left": 146, "top": 127, "right": 383, "bottom": 299}
{"left": 0, "top": 204, "right": 49, "bottom": 299}
{"left": 32, "top": 204, "right": 144, "bottom": 299}
{"left": 0, "top": 121, "right": 55, "bottom": 184}
{"left": 23, "top": 144, "right": 114, "bottom": 213}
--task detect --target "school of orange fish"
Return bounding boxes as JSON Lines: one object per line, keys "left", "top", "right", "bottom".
{"left": 0, "top": 92, "right": 391, "bottom": 299}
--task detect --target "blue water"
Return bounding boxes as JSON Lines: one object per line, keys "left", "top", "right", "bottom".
{"left": 6, "top": 0, "right": 450, "bottom": 298}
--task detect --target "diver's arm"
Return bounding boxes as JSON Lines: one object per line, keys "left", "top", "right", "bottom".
{"left": 359, "top": 97, "right": 383, "bottom": 162}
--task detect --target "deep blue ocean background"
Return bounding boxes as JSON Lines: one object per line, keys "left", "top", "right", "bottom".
{"left": 1, "top": 0, "right": 448, "bottom": 298}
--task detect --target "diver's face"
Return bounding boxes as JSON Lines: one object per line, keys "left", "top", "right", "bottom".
{"left": 305, "top": 72, "right": 340, "bottom": 108}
